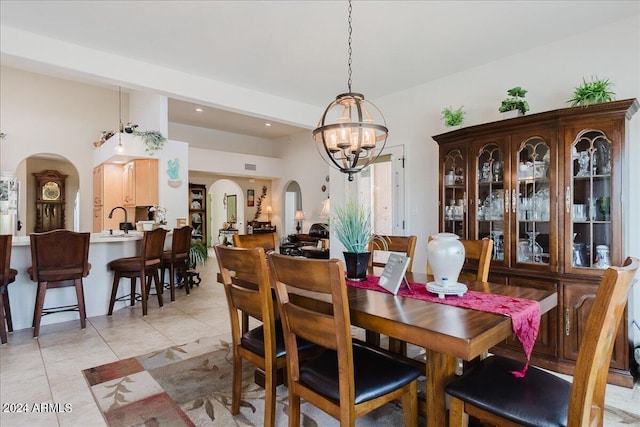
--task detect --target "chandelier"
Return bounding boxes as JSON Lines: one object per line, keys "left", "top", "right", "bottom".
{"left": 313, "top": 1, "right": 388, "bottom": 182}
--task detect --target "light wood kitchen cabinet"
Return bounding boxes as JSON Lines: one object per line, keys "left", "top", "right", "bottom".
{"left": 122, "top": 159, "right": 158, "bottom": 207}
{"left": 93, "top": 163, "right": 124, "bottom": 232}
{"left": 433, "top": 98, "right": 638, "bottom": 387}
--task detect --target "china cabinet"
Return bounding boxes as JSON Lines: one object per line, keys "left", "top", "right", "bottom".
{"left": 188, "top": 183, "right": 207, "bottom": 243}
{"left": 33, "top": 170, "right": 67, "bottom": 232}
{"left": 433, "top": 98, "right": 638, "bottom": 387}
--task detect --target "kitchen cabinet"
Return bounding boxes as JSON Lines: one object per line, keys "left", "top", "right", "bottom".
{"left": 433, "top": 98, "right": 638, "bottom": 387}
{"left": 33, "top": 170, "right": 66, "bottom": 232}
{"left": 122, "top": 159, "right": 158, "bottom": 207}
{"left": 93, "top": 163, "right": 124, "bottom": 232}
{"left": 189, "top": 183, "right": 206, "bottom": 243}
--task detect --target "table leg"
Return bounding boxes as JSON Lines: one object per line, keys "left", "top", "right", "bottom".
{"left": 424, "top": 348, "right": 456, "bottom": 427}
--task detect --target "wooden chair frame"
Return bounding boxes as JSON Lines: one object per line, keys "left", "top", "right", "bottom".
{"left": 108, "top": 228, "right": 167, "bottom": 316}
{"left": 368, "top": 235, "right": 417, "bottom": 273}
{"left": 1, "top": 235, "right": 17, "bottom": 344}
{"left": 29, "top": 230, "right": 91, "bottom": 337}
{"left": 214, "top": 243, "right": 283, "bottom": 427}
{"left": 269, "top": 253, "right": 418, "bottom": 427}
{"left": 447, "top": 257, "right": 639, "bottom": 427}
{"left": 232, "top": 232, "right": 278, "bottom": 253}
{"left": 161, "top": 225, "right": 192, "bottom": 301}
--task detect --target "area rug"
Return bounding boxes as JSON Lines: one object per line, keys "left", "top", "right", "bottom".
{"left": 82, "top": 336, "right": 407, "bottom": 426}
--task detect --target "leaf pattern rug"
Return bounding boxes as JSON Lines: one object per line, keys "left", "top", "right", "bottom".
{"left": 82, "top": 336, "right": 406, "bottom": 426}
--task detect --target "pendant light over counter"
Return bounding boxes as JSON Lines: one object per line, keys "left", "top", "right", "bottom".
{"left": 313, "top": 1, "right": 388, "bottom": 182}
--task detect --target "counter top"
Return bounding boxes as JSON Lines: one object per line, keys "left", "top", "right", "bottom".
{"left": 11, "top": 232, "right": 145, "bottom": 246}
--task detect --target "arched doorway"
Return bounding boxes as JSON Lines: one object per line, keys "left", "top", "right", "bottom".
{"left": 210, "top": 179, "right": 244, "bottom": 245}
{"left": 283, "top": 180, "right": 302, "bottom": 237}
{"left": 12, "top": 153, "right": 80, "bottom": 235}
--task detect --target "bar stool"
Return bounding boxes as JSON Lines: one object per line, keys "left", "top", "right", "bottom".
{"left": 1, "top": 234, "right": 17, "bottom": 344}
{"left": 108, "top": 228, "right": 167, "bottom": 316}
{"left": 160, "top": 225, "right": 192, "bottom": 301}
{"left": 28, "top": 230, "right": 91, "bottom": 338}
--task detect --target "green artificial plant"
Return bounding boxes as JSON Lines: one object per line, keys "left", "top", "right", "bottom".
{"left": 133, "top": 130, "right": 167, "bottom": 154}
{"left": 331, "top": 200, "right": 386, "bottom": 253}
{"left": 498, "top": 86, "right": 529, "bottom": 115}
{"left": 188, "top": 240, "right": 209, "bottom": 268}
{"left": 441, "top": 106, "right": 466, "bottom": 127}
{"left": 568, "top": 76, "right": 615, "bottom": 107}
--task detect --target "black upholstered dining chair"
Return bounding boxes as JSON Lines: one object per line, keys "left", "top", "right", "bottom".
{"left": 215, "top": 244, "right": 315, "bottom": 427}
{"left": 1, "top": 234, "right": 17, "bottom": 344}
{"left": 445, "top": 257, "right": 638, "bottom": 427}
{"left": 269, "top": 253, "right": 420, "bottom": 427}
{"left": 28, "top": 230, "right": 91, "bottom": 337}
{"left": 108, "top": 228, "right": 167, "bottom": 316}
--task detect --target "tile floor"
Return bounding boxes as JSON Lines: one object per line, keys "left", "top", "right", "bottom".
{"left": 1, "top": 255, "right": 639, "bottom": 426}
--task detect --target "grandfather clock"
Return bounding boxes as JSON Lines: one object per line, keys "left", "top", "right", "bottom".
{"left": 33, "top": 170, "right": 67, "bottom": 232}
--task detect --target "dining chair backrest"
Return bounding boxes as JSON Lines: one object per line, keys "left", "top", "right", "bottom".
{"left": 0, "top": 235, "right": 12, "bottom": 286}
{"left": 30, "top": 230, "right": 91, "bottom": 282}
{"left": 268, "top": 253, "right": 419, "bottom": 425}
{"left": 368, "top": 235, "right": 417, "bottom": 273}
{"left": 232, "top": 233, "right": 278, "bottom": 253}
{"left": 568, "top": 256, "right": 638, "bottom": 424}
{"left": 140, "top": 228, "right": 168, "bottom": 270}
{"left": 169, "top": 226, "right": 192, "bottom": 262}
{"left": 427, "top": 237, "right": 493, "bottom": 282}
{"left": 215, "top": 244, "right": 274, "bottom": 326}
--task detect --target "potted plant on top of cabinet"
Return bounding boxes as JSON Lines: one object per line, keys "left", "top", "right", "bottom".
{"left": 567, "top": 76, "right": 615, "bottom": 107}
{"left": 441, "top": 106, "right": 466, "bottom": 128}
{"left": 499, "top": 86, "right": 529, "bottom": 117}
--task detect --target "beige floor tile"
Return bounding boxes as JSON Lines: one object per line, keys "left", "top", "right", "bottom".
{"left": 56, "top": 401, "right": 106, "bottom": 427}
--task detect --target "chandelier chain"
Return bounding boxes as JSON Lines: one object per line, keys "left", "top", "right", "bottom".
{"left": 347, "top": 0, "right": 352, "bottom": 92}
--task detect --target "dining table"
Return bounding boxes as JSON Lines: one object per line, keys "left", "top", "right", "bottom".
{"left": 217, "top": 270, "right": 558, "bottom": 426}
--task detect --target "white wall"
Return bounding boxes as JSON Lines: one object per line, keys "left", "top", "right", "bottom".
{"left": 170, "top": 122, "right": 276, "bottom": 157}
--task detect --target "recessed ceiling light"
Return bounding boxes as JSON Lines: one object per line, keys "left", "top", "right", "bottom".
{"left": 265, "top": 122, "right": 272, "bottom": 127}
{"left": 195, "top": 108, "right": 203, "bottom": 112}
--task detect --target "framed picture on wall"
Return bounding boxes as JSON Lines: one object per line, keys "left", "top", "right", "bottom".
{"left": 247, "top": 189, "right": 255, "bottom": 206}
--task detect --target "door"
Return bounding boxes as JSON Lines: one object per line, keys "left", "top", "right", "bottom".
{"left": 357, "top": 145, "right": 405, "bottom": 235}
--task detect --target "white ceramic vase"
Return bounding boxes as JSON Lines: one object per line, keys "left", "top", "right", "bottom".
{"left": 427, "top": 233, "right": 465, "bottom": 287}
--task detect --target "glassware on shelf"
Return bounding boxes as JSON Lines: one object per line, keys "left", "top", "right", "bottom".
{"left": 598, "top": 196, "right": 611, "bottom": 221}
{"left": 519, "top": 197, "right": 531, "bottom": 220}
{"left": 526, "top": 231, "right": 544, "bottom": 263}
{"left": 518, "top": 238, "right": 531, "bottom": 262}
{"left": 576, "top": 151, "right": 590, "bottom": 177}
{"left": 492, "top": 161, "right": 503, "bottom": 181}
{"left": 572, "top": 242, "right": 586, "bottom": 267}
{"left": 490, "top": 230, "right": 504, "bottom": 260}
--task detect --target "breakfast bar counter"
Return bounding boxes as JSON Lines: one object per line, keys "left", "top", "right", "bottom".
{"left": 7, "top": 232, "right": 145, "bottom": 331}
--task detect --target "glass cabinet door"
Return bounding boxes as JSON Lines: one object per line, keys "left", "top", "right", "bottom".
{"left": 475, "top": 143, "right": 506, "bottom": 261}
{"left": 442, "top": 147, "right": 466, "bottom": 238}
{"left": 568, "top": 129, "right": 613, "bottom": 272}
{"left": 515, "top": 137, "right": 551, "bottom": 267}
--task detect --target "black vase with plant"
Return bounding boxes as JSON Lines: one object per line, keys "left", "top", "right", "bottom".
{"left": 331, "top": 200, "right": 386, "bottom": 281}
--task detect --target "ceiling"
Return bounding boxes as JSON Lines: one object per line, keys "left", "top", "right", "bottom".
{"left": 1, "top": 1, "right": 638, "bottom": 140}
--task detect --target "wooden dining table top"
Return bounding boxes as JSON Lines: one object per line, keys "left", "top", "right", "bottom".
{"left": 340, "top": 272, "right": 558, "bottom": 361}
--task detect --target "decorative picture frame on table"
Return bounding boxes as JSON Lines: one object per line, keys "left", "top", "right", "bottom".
{"left": 247, "top": 189, "right": 254, "bottom": 206}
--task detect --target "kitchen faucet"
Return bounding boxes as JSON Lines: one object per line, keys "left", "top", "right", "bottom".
{"left": 108, "top": 206, "right": 129, "bottom": 234}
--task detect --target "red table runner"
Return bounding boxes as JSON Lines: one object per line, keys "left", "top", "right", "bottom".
{"left": 346, "top": 276, "right": 540, "bottom": 377}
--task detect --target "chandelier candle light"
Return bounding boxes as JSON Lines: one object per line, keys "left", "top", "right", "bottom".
{"left": 313, "top": 1, "right": 388, "bottom": 181}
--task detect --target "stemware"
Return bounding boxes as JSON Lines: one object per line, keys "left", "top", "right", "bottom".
{"left": 526, "top": 231, "right": 543, "bottom": 263}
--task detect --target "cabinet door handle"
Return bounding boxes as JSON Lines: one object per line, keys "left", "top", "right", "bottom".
{"left": 565, "top": 308, "right": 570, "bottom": 336}
{"left": 566, "top": 186, "right": 571, "bottom": 213}
{"left": 504, "top": 189, "right": 510, "bottom": 213}
{"left": 512, "top": 189, "right": 517, "bottom": 213}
